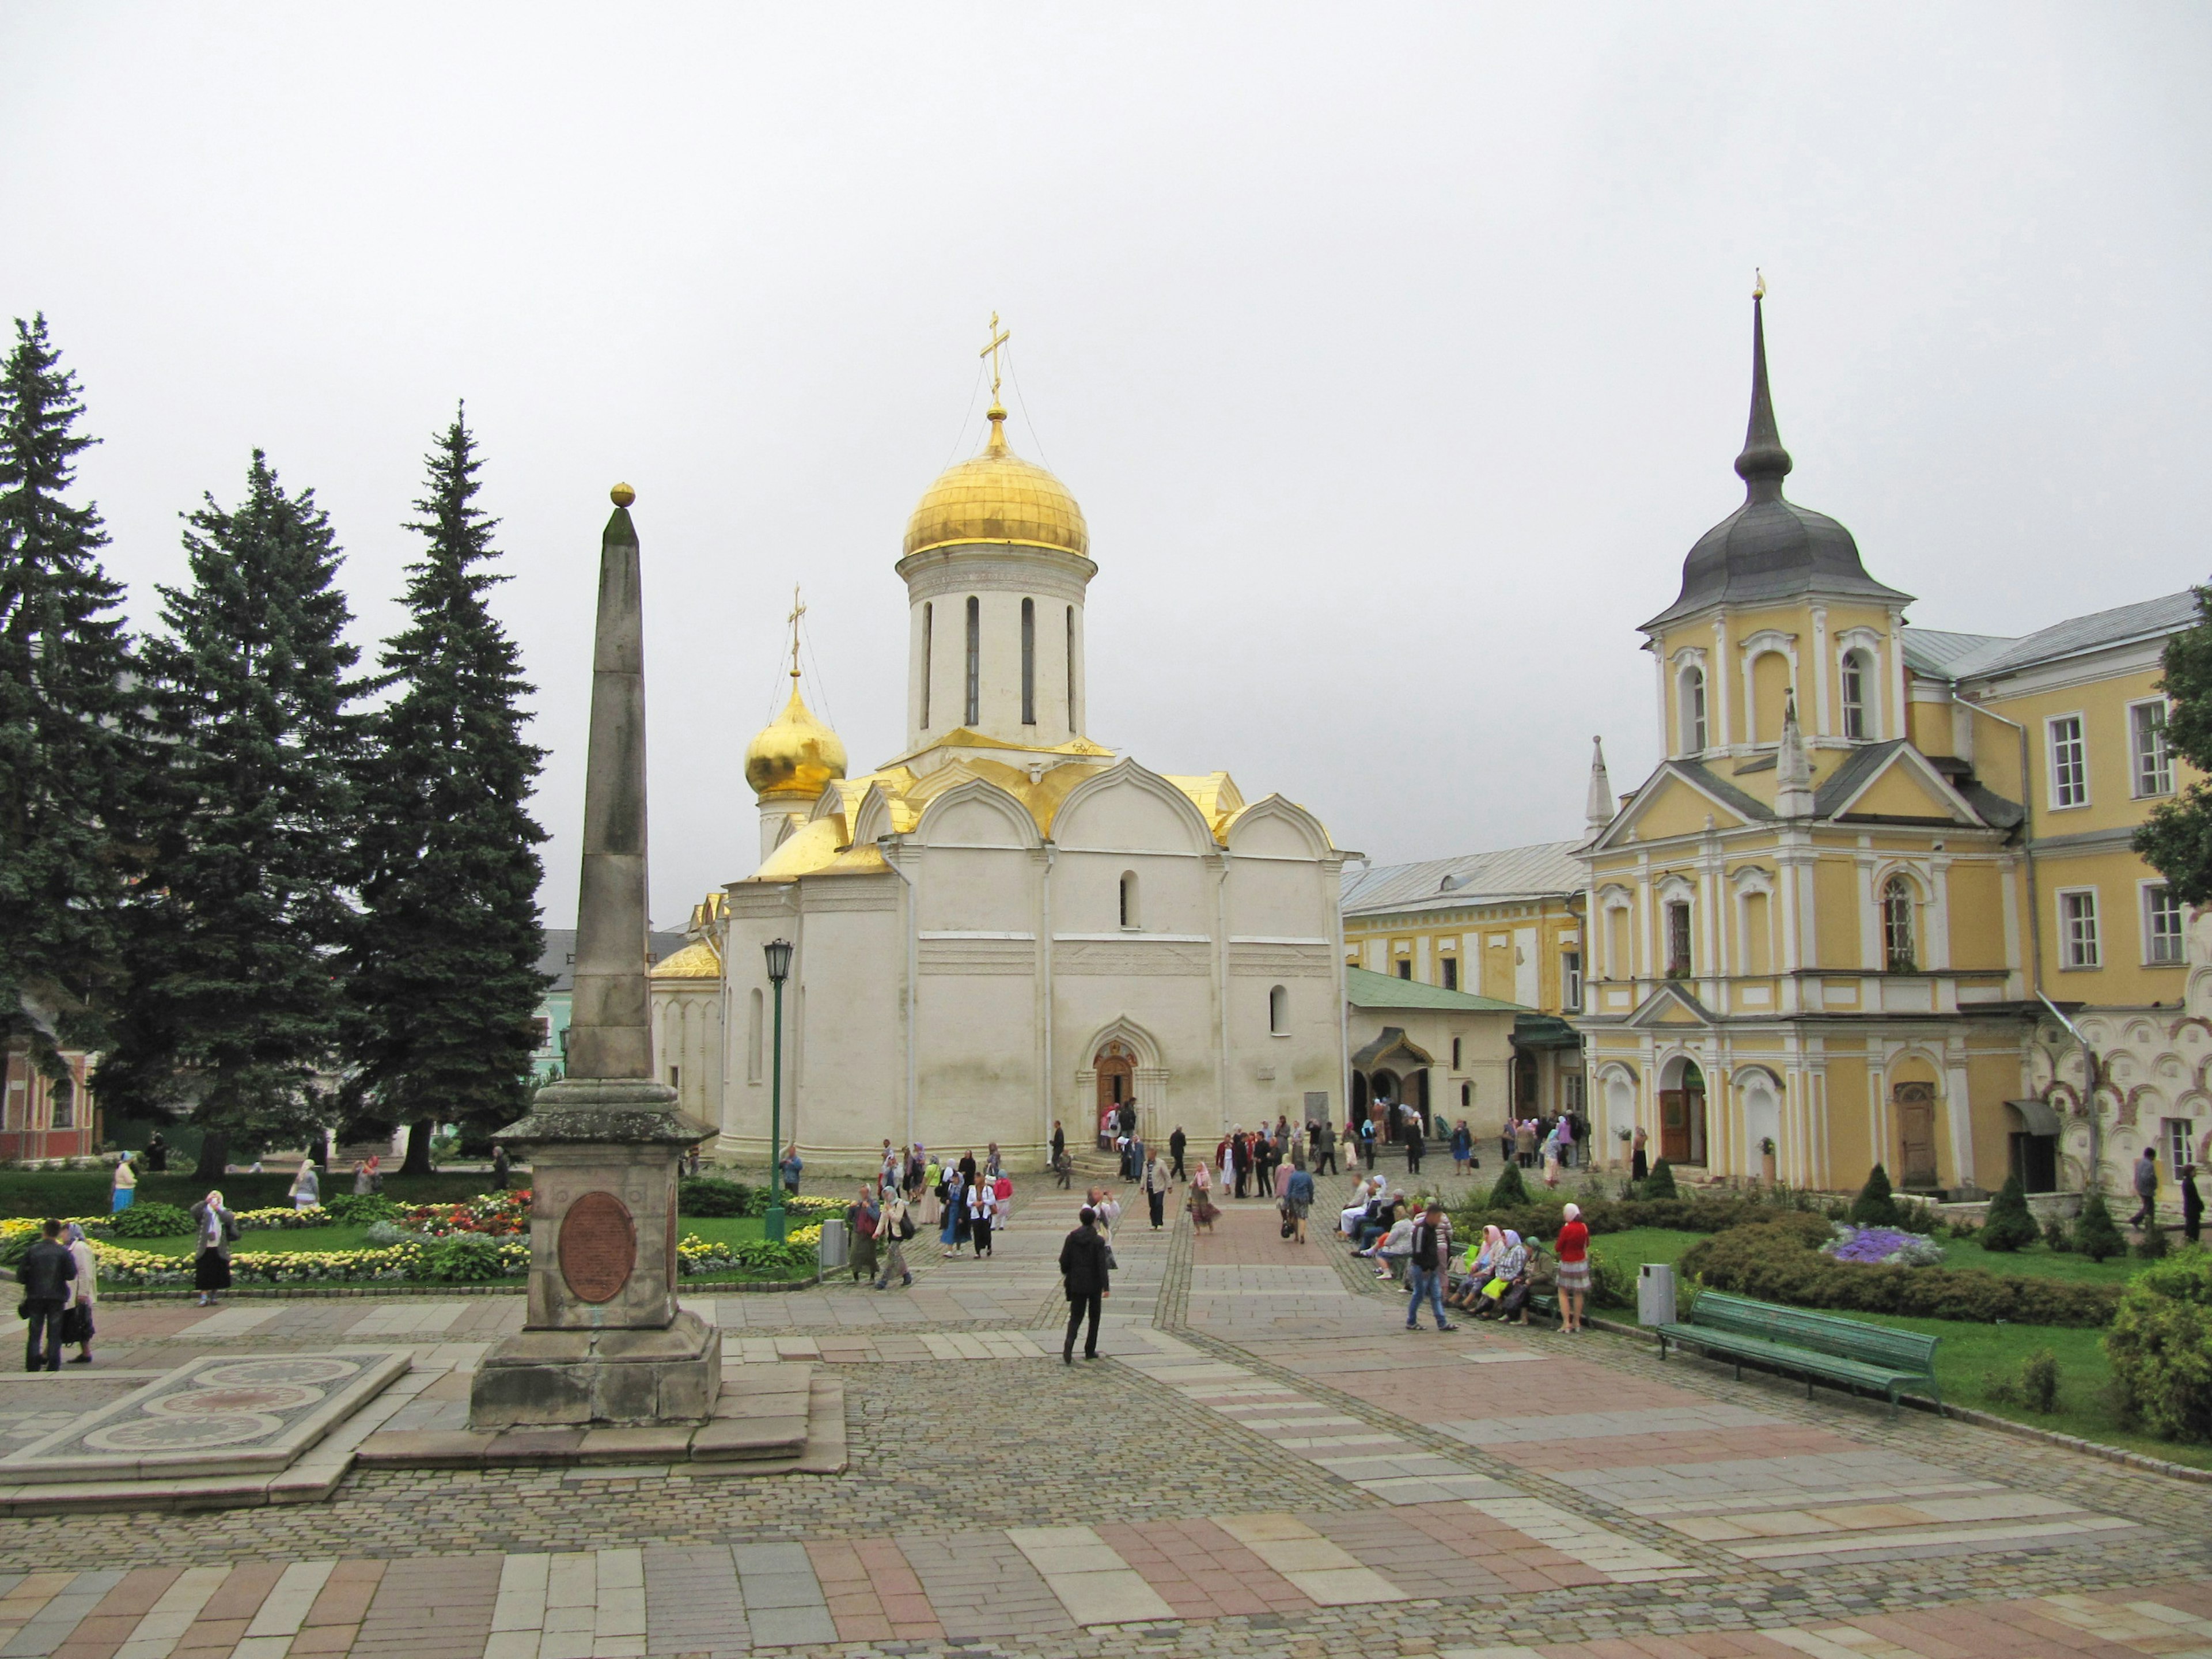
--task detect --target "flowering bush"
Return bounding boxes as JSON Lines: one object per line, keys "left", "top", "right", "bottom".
{"left": 1823, "top": 1224, "right": 1946, "bottom": 1267}
{"left": 401, "top": 1190, "right": 531, "bottom": 1238}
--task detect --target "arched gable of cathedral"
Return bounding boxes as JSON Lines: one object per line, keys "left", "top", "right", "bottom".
{"left": 1225, "top": 794, "right": 1332, "bottom": 859}
{"left": 914, "top": 776, "right": 1041, "bottom": 849}
{"left": 1052, "top": 757, "right": 1218, "bottom": 855}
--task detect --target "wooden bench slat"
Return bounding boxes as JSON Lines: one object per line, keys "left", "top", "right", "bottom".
{"left": 1652, "top": 1289, "right": 1942, "bottom": 1416}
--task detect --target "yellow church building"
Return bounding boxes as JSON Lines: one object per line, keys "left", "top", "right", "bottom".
{"left": 1574, "top": 293, "right": 2207, "bottom": 1202}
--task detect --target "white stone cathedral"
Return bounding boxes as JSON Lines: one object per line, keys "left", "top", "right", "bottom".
{"left": 649, "top": 381, "right": 1351, "bottom": 1165}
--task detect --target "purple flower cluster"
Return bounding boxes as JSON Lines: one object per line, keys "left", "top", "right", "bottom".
{"left": 1822, "top": 1225, "right": 1942, "bottom": 1267}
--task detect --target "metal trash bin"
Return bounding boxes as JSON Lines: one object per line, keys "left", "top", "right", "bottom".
{"left": 817, "top": 1216, "right": 849, "bottom": 1270}
{"left": 1637, "top": 1262, "right": 1677, "bottom": 1327}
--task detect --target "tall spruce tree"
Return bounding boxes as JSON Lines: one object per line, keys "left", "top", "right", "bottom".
{"left": 133, "top": 452, "right": 361, "bottom": 1178}
{"left": 0, "top": 316, "right": 144, "bottom": 1071}
{"left": 349, "top": 410, "right": 547, "bottom": 1175}
{"left": 2136, "top": 586, "right": 2212, "bottom": 902}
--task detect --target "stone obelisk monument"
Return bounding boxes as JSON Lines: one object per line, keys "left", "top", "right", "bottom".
{"left": 471, "top": 484, "right": 722, "bottom": 1430}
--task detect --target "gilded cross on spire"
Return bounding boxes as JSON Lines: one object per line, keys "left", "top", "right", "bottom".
{"left": 980, "top": 311, "right": 1010, "bottom": 404}
{"left": 786, "top": 584, "right": 806, "bottom": 681}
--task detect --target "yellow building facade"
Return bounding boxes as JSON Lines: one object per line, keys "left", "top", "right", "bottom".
{"left": 1574, "top": 295, "right": 2205, "bottom": 1201}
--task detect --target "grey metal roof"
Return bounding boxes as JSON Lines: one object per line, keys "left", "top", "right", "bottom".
{"left": 1670, "top": 761, "right": 1775, "bottom": 823}
{"left": 1812, "top": 741, "right": 1909, "bottom": 818}
{"left": 538, "top": 927, "right": 690, "bottom": 994}
{"left": 1901, "top": 628, "right": 2016, "bottom": 679}
{"left": 1961, "top": 591, "right": 2198, "bottom": 680}
{"left": 1342, "top": 840, "right": 1585, "bottom": 917}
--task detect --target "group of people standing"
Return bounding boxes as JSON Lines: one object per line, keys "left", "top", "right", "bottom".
{"left": 1503, "top": 1113, "right": 1587, "bottom": 1185}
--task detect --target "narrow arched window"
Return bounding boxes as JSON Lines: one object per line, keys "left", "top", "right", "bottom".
{"left": 1842, "top": 650, "right": 1870, "bottom": 740}
{"left": 919, "top": 602, "right": 933, "bottom": 729}
{"left": 1065, "top": 605, "right": 1076, "bottom": 729}
{"left": 1268, "top": 984, "right": 1288, "bottom": 1035}
{"left": 964, "top": 596, "right": 980, "bottom": 726}
{"left": 1680, "top": 666, "right": 1707, "bottom": 755}
{"left": 1020, "top": 597, "right": 1036, "bottom": 725}
{"left": 1119, "top": 870, "right": 1139, "bottom": 929}
{"left": 1883, "top": 875, "right": 1916, "bottom": 972}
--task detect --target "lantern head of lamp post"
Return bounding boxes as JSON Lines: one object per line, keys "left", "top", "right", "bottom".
{"left": 763, "top": 938, "right": 793, "bottom": 1241}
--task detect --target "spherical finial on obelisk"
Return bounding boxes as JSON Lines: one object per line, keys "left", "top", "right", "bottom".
{"left": 610, "top": 482, "right": 636, "bottom": 507}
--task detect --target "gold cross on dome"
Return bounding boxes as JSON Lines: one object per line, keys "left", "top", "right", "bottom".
{"left": 787, "top": 585, "right": 806, "bottom": 680}
{"left": 980, "top": 311, "right": 1010, "bottom": 402}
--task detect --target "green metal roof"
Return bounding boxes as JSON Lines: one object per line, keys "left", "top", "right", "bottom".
{"left": 1344, "top": 965, "right": 1528, "bottom": 1014}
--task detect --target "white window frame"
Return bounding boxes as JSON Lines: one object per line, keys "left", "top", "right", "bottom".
{"left": 2130, "top": 698, "right": 2175, "bottom": 800}
{"left": 1665, "top": 899, "right": 1694, "bottom": 977}
{"left": 2058, "top": 887, "right": 2101, "bottom": 969}
{"left": 2047, "top": 713, "right": 2089, "bottom": 809}
{"left": 2142, "top": 880, "right": 2185, "bottom": 965}
{"left": 1679, "top": 665, "right": 1707, "bottom": 756}
{"left": 1561, "top": 949, "right": 1583, "bottom": 1013}
{"left": 1881, "top": 873, "right": 1917, "bottom": 972}
{"left": 2164, "top": 1116, "right": 2192, "bottom": 1173}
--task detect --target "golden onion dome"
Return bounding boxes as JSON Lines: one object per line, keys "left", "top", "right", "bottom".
{"left": 744, "top": 679, "right": 847, "bottom": 800}
{"left": 902, "top": 405, "right": 1089, "bottom": 560}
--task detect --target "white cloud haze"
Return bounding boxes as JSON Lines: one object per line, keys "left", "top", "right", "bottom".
{"left": 4, "top": 4, "right": 2208, "bottom": 926}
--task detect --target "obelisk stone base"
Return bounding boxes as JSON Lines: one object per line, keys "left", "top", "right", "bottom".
{"left": 469, "top": 1309, "right": 721, "bottom": 1430}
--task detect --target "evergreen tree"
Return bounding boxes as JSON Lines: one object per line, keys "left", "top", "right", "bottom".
{"left": 128, "top": 452, "right": 362, "bottom": 1178}
{"left": 1850, "top": 1163, "right": 1899, "bottom": 1226}
{"left": 2071, "top": 1191, "right": 2126, "bottom": 1263}
{"left": 2136, "top": 586, "right": 2212, "bottom": 901}
{"left": 0, "top": 316, "right": 144, "bottom": 1070}
{"left": 348, "top": 410, "right": 547, "bottom": 1174}
{"left": 1642, "top": 1157, "right": 1679, "bottom": 1199}
{"left": 1485, "top": 1161, "right": 1530, "bottom": 1209}
{"left": 1979, "top": 1173, "right": 2039, "bottom": 1252}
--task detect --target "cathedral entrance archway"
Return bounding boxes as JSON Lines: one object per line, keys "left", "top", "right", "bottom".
{"left": 1094, "top": 1041, "right": 1135, "bottom": 1145}
{"left": 1075, "top": 1017, "right": 1169, "bottom": 1145}
{"left": 1659, "top": 1057, "right": 1707, "bottom": 1166}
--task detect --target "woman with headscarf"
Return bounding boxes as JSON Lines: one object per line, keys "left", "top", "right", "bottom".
{"left": 288, "top": 1157, "right": 320, "bottom": 1211}
{"left": 190, "top": 1190, "right": 237, "bottom": 1308}
{"left": 110, "top": 1153, "right": 137, "bottom": 1214}
{"left": 1555, "top": 1202, "right": 1591, "bottom": 1333}
{"left": 1474, "top": 1229, "right": 1528, "bottom": 1320}
{"left": 1448, "top": 1224, "right": 1505, "bottom": 1310}
{"left": 940, "top": 1164, "right": 965, "bottom": 1256}
{"left": 849, "top": 1182, "right": 881, "bottom": 1285}
{"left": 1338, "top": 1177, "right": 1373, "bottom": 1241}
{"left": 1189, "top": 1157, "right": 1218, "bottom": 1233}
{"left": 62, "top": 1222, "right": 96, "bottom": 1363}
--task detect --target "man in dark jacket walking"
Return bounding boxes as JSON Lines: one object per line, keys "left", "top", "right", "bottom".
{"left": 1312, "top": 1119, "right": 1336, "bottom": 1176}
{"left": 17, "top": 1220, "right": 71, "bottom": 1373}
{"left": 2183, "top": 1164, "right": 2204, "bottom": 1245}
{"left": 1168, "top": 1126, "right": 1187, "bottom": 1181}
{"left": 1059, "top": 1207, "right": 1112, "bottom": 1362}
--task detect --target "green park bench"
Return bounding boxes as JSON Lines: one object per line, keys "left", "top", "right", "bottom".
{"left": 1654, "top": 1290, "right": 1941, "bottom": 1416}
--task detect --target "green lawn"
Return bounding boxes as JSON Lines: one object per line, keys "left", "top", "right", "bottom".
{"left": 117, "top": 1214, "right": 775, "bottom": 1256}
{"left": 1580, "top": 1225, "right": 2212, "bottom": 1471}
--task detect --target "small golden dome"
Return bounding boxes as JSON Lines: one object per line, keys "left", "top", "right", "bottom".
{"left": 745, "top": 679, "right": 847, "bottom": 800}
{"left": 903, "top": 406, "right": 1089, "bottom": 560}
{"left": 610, "top": 482, "right": 636, "bottom": 507}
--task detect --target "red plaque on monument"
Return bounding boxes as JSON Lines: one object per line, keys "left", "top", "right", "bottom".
{"left": 559, "top": 1191, "right": 638, "bottom": 1304}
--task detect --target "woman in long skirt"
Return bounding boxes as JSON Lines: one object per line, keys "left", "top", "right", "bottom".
{"left": 191, "top": 1191, "right": 235, "bottom": 1308}
{"left": 940, "top": 1170, "right": 965, "bottom": 1256}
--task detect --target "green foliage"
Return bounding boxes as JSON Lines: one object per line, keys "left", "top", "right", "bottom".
{"left": 2020, "top": 1347, "right": 2061, "bottom": 1412}
{"left": 1677, "top": 1219, "right": 2123, "bottom": 1327}
{"left": 2074, "top": 1192, "right": 2127, "bottom": 1262}
{"left": 679, "top": 1177, "right": 763, "bottom": 1217}
{"left": 419, "top": 1232, "right": 506, "bottom": 1281}
{"left": 363, "top": 1219, "right": 408, "bottom": 1247}
{"left": 346, "top": 412, "right": 547, "bottom": 1173}
{"left": 1979, "top": 1175, "right": 2039, "bottom": 1253}
{"left": 2044, "top": 1215, "right": 2073, "bottom": 1252}
{"left": 723, "top": 1237, "right": 815, "bottom": 1274}
{"left": 2106, "top": 1248, "right": 2212, "bottom": 1441}
{"left": 1484, "top": 1162, "right": 1530, "bottom": 1208}
{"left": 1450, "top": 1189, "right": 1825, "bottom": 1247}
{"left": 119, "top": 450, "right": 363, "bottom": 1175}
{"left": 1641, "top": 1158, "right": 1679, "bottom": 1200}
{"left": 322, "top": 1192, "right": 401, "bottom": 1225}
{"left": 108, "top": 1200, "right": 195, "bottom": 1238}
{"left": 2138, "top": 1219, "right": 2172, "bottom": 1260}
{"left": 2133, "top": 586, "right": 2212, "bottom": 904}
{"left": 0, "top": 315, "right": 147, "bottom": 1071}
{"left": 1850, "top": 1164, "right": 1900, "bottom": 1227}
{"left": 1582, "top": 1243, "right": 1637, "bottom": 1309}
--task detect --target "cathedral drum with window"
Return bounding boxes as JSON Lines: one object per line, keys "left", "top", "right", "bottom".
{"left": 1573, "top": 290, "right": 2206, "bottom": 1203}
{"left": 652, "top": 354, "right": 1353, "bottom": 1168}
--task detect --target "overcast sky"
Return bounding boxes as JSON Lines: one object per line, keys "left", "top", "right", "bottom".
{"left": 6, "top": 5, "right": 2209, "bottom": 928}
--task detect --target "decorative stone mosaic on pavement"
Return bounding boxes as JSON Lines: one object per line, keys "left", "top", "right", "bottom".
{"left": 0, "top": 1169, "right": 2200, "bottom": 1657}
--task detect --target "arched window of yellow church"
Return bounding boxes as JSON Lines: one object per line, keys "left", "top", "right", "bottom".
{"left": 1751, "top": 651, "right": 1790, "bottom": 745}
{"left": 1679, "top": 666, "right": 1707, "bottom": 755}
{"left": 1883, "top": 875, "right": 1916, "bottom": 972}
{"left": 1842, "top": 650, "right": 1870, "bottom": 740}
{"left": 1021, "top": 597, "right": 1036, "bottom": 725}
{"left": 964, "top": 596, "right": 980, "bottom": 726}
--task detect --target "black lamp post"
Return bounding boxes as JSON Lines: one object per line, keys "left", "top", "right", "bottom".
{"left": 763, "top": 937, "right": 793, "bottom": 1243}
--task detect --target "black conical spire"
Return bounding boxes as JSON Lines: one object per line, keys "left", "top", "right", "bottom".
{"left": 1733, "top": 287, "right": 1793, "bottom": 502}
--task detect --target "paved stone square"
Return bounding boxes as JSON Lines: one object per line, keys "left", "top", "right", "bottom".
{"left": 0, "top": 1171, "right": 2202, "bottom": 1656}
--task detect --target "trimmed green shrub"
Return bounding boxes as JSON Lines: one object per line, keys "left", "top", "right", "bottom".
{"left": 1850, "top": 1165, "right": 1900, "bottom": 1227}
{"left": 678, "top": 1177, "right": 762, "bottom": 1218}
{"left": 1583, "top": 1244, "right": 1638, "bottom": 1309}
{"left": 1642, "top": 1158, "right": 1679, "bottom": 1200}
{"left": 420, "top": 1234, "right": 507, "bottom": 1282}
{"left": 324, "top": 1193, "right": 402, "bottom": 1225}
{"left": 2020, "top": 1347, "right": 2061, "bottom": 1412}
{"left": 2043, "top": 1215, "right": 2072, "bottom": 1252}
{"left": 2106, "top": 1248, "right": 2212, "bottom": 1441}
{"left": 2073, "top": 1193, "right": 2126, "bottom": 1262}
{"left": 1677, "top": 1219, "right": 2123, "bottom": 1327}
{"left": 2139, "top": 1219, "right": 2172, "bottom": 1260}
{"left": 109, "top": 1201, "right": 197, "bottom": 1238}
{"left": 1485, "top": 1163, "right": 1530, "bottom": 1209}
{"left": 1979, "top": 1176, "right": 2038, "bottom": 1253}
